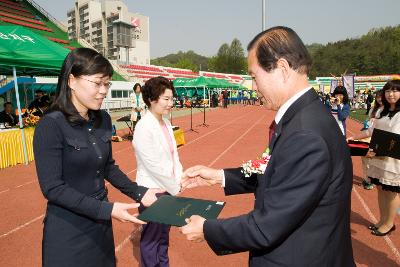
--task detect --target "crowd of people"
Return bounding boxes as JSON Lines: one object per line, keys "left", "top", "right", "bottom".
{"left": 21, "top": 26, "right": 398, "bottom": 267}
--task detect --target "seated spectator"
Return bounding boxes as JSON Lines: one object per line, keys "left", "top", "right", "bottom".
{"left": 0, "top": 102, "right": 18, "bottom": 126}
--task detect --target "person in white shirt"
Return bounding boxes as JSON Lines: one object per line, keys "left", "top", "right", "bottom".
{"left": 132, "top": 76, "right": 182, "bottom": 267}
{"left": 130, "top": 83, "right": 146, "bottom": 129}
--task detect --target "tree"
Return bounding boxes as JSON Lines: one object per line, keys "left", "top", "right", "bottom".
{"left": 208, "top": 39, "right": 247, "bottom": 74}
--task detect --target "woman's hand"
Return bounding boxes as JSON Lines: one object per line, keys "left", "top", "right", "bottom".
{"left": 366, "top": 150, "right": 376, "bottom": 158}
{"left": 111, "top": 202, "right": 146, "bottom": 224}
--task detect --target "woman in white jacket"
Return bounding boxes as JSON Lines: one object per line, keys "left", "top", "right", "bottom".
{"left": 133, "top": 76, "right": 182, "bottom": 267}
{"left": 130, "top": 83, "right": 146, "bottom": 128}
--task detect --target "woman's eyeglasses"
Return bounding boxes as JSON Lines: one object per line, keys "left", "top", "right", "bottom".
{"left": 80, "top": 77, "right": 112, "bottom": 89}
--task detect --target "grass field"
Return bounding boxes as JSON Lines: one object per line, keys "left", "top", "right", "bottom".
{"left": 349, "top": 108, "right": 369, "bottom": 123}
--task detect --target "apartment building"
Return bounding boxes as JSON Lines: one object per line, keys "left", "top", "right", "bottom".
{"left": 67, "top": 0, "right": 150, "bottom": 65}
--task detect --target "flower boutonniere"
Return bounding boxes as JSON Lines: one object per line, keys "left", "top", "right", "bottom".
{"left": 241, "top": 148, "right": 271, "bottom": 178}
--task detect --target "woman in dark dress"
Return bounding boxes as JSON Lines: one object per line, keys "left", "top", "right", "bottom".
{"left": 33, "top": 48, "right": 162, "bottom": 267}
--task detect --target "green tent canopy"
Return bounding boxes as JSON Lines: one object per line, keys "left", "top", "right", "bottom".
{"left": 0, "top": 26, "right": 70, "bottom": 75}
{"left": 0, "top": 26, "right": 70, "bottom": 165}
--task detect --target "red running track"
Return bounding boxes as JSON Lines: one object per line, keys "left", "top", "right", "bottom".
{"left": 0, "top": 105, "right": 398, "bottom": 266}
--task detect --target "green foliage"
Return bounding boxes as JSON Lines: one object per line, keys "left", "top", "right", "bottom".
{"left": 308, "top": 25, "right": 400, "bottom": 79}
{"left": 209, "top": 39, "right": 247, "bottom": 74}
{"left": 151, "top": 50, "right": 208, "bottom": 72}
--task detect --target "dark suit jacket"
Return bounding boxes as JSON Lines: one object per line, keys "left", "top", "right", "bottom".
{"left": 204, "top": 89, "right": 355, "bottom": 267}
{"left": 0, "top": 110, "right": 18, "bottom": 126}
{"left": 34, "top": 110, "right": 148, "bottom": 266}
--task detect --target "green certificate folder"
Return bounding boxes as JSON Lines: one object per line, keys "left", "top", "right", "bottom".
{"left": 137, "top": 195, "right": 226, "bottom": 226}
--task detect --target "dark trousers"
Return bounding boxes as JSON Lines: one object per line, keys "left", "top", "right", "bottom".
{"left": 138, "top": 195, "right": 171, "bottom": 267}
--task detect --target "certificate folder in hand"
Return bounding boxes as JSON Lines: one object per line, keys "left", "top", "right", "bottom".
{"left": 137, "top": 195, "right": 226, "bottom": 227}
{"left": 370, "top": 128, "right": 400, "bottom": 159}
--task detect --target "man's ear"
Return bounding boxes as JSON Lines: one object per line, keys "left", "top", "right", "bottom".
{"left": 276, "top": 58, "right": 291, "bottom": 82}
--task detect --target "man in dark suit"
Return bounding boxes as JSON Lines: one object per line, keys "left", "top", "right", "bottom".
{"left": 180, "top": 26, "right": 355, "bottom": 267}
{"left": 0, "top": 102, "right": 18, "bottom": 126}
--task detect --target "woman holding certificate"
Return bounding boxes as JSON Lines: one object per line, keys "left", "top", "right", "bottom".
{"left": 133, "top": 76, "right": 183, "bottom": 266}
{"left": 33, "top": 48, "right": 161, "bottom": 267}
{"left": 365, "top": 80, "right": 400, "bottom": 236}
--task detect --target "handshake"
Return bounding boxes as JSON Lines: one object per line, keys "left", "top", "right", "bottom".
{"left": 178, "top": 165, "right": 224, "bottom": 242}
{"left": 112, "top": 165, "right": 223, "bottom": 242}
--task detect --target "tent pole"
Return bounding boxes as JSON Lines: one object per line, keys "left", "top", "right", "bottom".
{"left": 13, "top": 67, "right": 29, "bottom": 165}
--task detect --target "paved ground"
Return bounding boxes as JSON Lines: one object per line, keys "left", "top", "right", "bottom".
{"left": 0, "top": 105, "right": 399, "bottom": 266}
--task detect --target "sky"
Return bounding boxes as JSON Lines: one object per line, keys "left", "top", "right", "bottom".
{"left": 33, "top": 0, "right": 399, "bottom": 59}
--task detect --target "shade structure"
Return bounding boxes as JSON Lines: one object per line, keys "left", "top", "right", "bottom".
{"left": 0, "top": 26, "right": 69, "bottom": 165}
{"left": 0, "top": 26, "right": 69, "bottom": 75}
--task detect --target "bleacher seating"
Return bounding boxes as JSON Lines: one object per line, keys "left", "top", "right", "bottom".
{"left": 0, "top": 17, "right": 53, "bottom": 32}
{"left": 0, "top": 11, "right": 45, "bottom": 26}
{"left": 119, "top": 64, "right": 202, "bottom": 82}
{"left": 0, "top": 0, "right": 79, "bottom": 49}
{"left": 164, "top": 67, "right": 198, "bottom": 77}
{"left": 0, "top": 5, "right": 35, "bottom": 18}
{"left": 63, "top": 45, "right": 76, "bottom": 50}
{"left": 202, "top": 72, "right": 228, "bottom": 79}
{"left": 0, "top": 0, "right": 24, "bottom": 7}
{"left": 0, "top": 1, "right": 30, "bottom": 13}
{"left": 47, "top": 37, "right": 69, "bottom": 44}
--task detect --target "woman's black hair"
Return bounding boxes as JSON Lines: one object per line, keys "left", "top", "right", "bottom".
{"left": 133, "top": 83, "right": 142, "bottom": 92}
{"left": 332, "top": 85, "right": 349, "bottom": 105}
{"left": 50, "top": 48, "right": 113, "bottom": 127}
{"left": 380, "top": 80, "right": 400, "bottom": 119}
{"left": 370, "top": 90, "right": 384, "bottom": 118}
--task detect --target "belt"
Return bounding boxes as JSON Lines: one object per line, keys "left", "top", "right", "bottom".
{"left": 90, "top": 187, "right": 108, "bottom": 200}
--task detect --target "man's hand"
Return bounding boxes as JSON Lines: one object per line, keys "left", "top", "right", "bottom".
{"left": 180, "top": 215, "right": 206, "bottom": 242}
{"left": 141, "top": 188, "right": 166, "bottom": 207}
{"left": 181, "top": 165, "right": 223, "bottom": 190}
{"left": 111, "top": 202, "right": 145, "bottom": 224}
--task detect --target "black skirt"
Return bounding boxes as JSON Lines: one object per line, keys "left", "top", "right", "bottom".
{"left": 370, "top": 177, "right": 400, "bottom": 193}
{"left": 42, "top": 203, "right": 115, "bottom": 267}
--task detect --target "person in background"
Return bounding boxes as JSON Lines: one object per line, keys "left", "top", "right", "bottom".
{"left": 32, "top": 95, "right": 51, "bottom": 117}
{"left": 0, "top": 102, "right": 18, "bottom": 126}
{"left": 130, "top": 83, "right": 146, "bottom": 130}
{"left": 28, "top": 89, "right": 44, "bottom": 111}
{"left": 330, "top": 85, "right": 350, "bottom": 136}
{"left": 365, "top": 90, "right": 374, "bottom": 115}
{"left": 133, "top": 76, "right": 183, "bottom": 267}
{"left": 349, "top": 90, "right": 384, "bottom": 190}
{"left": 365, "top": 80, "right": 399, "bottom": 236}
{"left": 33, "top": 48, "right": 162, "bottom": 267}
{"left": 222, "top": 89, "right": 228, "bottom": 108}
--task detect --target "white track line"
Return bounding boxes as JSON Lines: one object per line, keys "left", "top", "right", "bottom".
{"left": 0, "top": 215, "right": 44, "bottom": 239}
{"left": 115, "top": 226, "right": 142, "bottom": 253}
{"left": 208, "top": 115, "right": 266, "bottom": 167}
{"left": 352, "top": 187, "right": 400, "bottom": 263}
{"left": 14, "top": 180, "right": 35, "bottom": 188}
{"left": 114, "top": 114, "right": 266, "bottom": 253}
{"left": 347, "top": 127, "right": 400, "bottom": 263}
{"left": 113, "top": 109, "right": 253, "bottom": 155}
{"left": 0, "top": 189, "right": 10, "bottom": 195}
